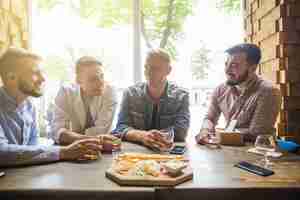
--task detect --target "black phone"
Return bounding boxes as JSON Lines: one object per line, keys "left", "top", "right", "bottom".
{"left": 170, "top": 145, "right": 186, "bottom": 155}
{"left": 234, "top": 161, "right": 274, "bottom": 176}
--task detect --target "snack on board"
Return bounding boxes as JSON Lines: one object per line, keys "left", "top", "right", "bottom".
{"left": 161, "top": 159, "right": 187, "bottom": 175}
{"left": 117, "top": 153, "right": 184, "bottom": 162}
{"left": 129, "top": 160, "right": 161, "bottom": 177}
{"left": 112, "top": 153, "right": 188, "bottom": 178}
{"left": 106, "top": 153, "right": 193, "bottom": 186}
{"left": 113, "top": 160, "right": 136, "bottom": 174}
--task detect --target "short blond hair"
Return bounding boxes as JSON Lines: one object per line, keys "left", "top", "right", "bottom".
{"left": 0, "top": 47, "right": 41, "bottom": 79}
{"left": 75, "top": 56, "right": 103, "bottom": 74}
{"left": 145, "top": 48, "right": 171, "bottom": 64}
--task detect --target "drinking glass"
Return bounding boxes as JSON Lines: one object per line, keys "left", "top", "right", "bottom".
{"left": 254, "top": 134, "right": 276, "bottom": 168}
{"left": 111, "top": 138, "right": 122, "bottom": 159}
{"left": 159, "top": 129, "right": 175, "bottom": 152}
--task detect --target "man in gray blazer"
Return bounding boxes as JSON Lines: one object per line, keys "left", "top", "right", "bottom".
{"left": 50, "top": 56, "right": 118, "bottom": 145}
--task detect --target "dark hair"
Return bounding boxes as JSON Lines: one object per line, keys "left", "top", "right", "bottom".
{"left": 75, "top": 56, "right": 102, "bottom": 74}
{"left": 225, "top": 43, "right": 261, "bottom": 65}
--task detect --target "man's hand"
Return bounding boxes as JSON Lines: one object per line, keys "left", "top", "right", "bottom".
{"left": 59, "top": 138, "right": 102, "bottom": 161}
{"left": 98, "top": 134, "right": 119, "bottom": 144}
{"left": 126, "top": 129, "right": 173, "bottom": 150}
{"left": 58, "top": 128, "right": 96, "bottom": 145}
{"left": 195, "top": 129, "right": 214, "bottom": 145}
{"left": 98, "top": 134, "right": 121, "bottom": 152}
{"left": 142, "top": 130, "right": 173, "bottom": 150}
{"left": 141, "top": 131, "right": 158, "bottom": 149}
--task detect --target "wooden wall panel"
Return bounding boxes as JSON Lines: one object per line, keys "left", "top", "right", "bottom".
{"left": 256, "top": 0, "right": 279, "bottom": 20}
{"left": 287, "top": 2, "right": 300, "bottom": 17}
{"left": 284, "top": 56, "right": 300, "bottom": 70}
{"left": 0, "top": 0, "right": 28, "bottom": 54}
{"left": 260, "top": 59, "right": 280, "bottom": 83}
{"left": 254, "top": 5, "right": 285, "bottom": 41}
{"left": 279, "top": 110, "right": 300, "bottom": 124}
{"left": 0, "top": 0, "right": 29, "bottom": 85}
{"left": 280, "top": 83, "right": 300, "bottom": 97}
{"left": 279, "top": 69, "right": 300, "bottom": 83}
{"left": 259, "top": 33, "right": 280, "bottom": 63}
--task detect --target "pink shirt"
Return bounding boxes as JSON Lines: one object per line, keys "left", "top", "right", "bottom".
{"left": 201, "top": 75, "right": 281, "bottom": 139}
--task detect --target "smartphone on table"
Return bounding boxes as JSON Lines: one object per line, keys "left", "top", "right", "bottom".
{"left": 234, "top": 161, "right": 274, "bottom": 176}
{"left": 170, "top": 145, "right": 186, "bottom": 155}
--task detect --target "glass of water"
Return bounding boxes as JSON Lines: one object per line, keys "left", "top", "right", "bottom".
{"left": 159, "top": 129, "right": 174, "bottom": 152}
{"left": 254, "top": 134, "right": 276, "bottom": 168}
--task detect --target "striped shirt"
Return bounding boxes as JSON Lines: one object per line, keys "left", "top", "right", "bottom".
{"left": 0, "top": 87, "right": 60, "bottom": 167}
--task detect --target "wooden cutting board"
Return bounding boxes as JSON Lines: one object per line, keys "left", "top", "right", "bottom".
{"left": 105, "top": 167, "right": 193, "bottom": 186}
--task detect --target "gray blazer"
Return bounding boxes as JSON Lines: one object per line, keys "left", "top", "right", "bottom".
{"left": 49, "top": 83, "right": 117, "bottom": 143}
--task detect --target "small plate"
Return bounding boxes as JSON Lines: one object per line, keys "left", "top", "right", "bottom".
{"left": 162, "top": 160, "right": 187, "bottom": 175}
{"left": 0, "top": 171, "right": 5, "bottom": 177}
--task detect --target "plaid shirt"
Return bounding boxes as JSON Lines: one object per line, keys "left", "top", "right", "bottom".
{"left": 201, "top": 75, "right": 281, "bottom": 139}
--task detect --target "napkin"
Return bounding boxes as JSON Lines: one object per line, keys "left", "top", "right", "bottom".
{"left": 247, "top": 147, "right": 283, "bottom": 158}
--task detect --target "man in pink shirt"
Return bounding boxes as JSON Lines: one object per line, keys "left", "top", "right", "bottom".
{"left": 195, "top": 43, "right": 281, "bottom": 144}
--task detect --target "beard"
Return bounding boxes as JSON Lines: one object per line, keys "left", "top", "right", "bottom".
{"left": 226, "top": 70, "right": 249, "bottom": 86}
{"left": 18, "top": 79, "right": 43, "bottom": 97}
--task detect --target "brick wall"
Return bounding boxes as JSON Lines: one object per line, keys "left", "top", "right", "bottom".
{"left": 244, "top": 0, "right": 300, "bottom": 141}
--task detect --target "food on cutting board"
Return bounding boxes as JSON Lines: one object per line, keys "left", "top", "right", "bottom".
{"left": 129, "top": 160, "right": 161, "bottom": 177}
{"left": 117, "top": 153, "right": 184, "bottom": 162}
{"left": 112, "top": 153, "right": 188, "bottom": 178}
{"left": 161, "top": 159, "right": 187, "bottom": 176}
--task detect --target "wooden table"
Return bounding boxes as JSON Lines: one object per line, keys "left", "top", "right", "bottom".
{"left": 157, "top": 139, "right": 300, "bottom": 200}
{"left": 1, "top": 140, "right": 300, "bottom": 200}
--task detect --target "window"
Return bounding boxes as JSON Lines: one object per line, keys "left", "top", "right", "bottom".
{"left": 31, "top": 0, "right": 243, "bottom": 137}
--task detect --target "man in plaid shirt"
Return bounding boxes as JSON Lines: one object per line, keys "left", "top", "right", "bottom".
{"left": 196, "top": 43, "right": 281, "bottom": 144}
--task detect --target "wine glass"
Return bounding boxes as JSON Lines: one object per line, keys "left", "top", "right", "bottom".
{"left": 254, "top": 134, "right": 276, "bottom": 168}
{"left": 111, "top": 138, "right": 122, "bottom": 159}
{"left": 159, "top": 129, "right": 174, "bottom": 152}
